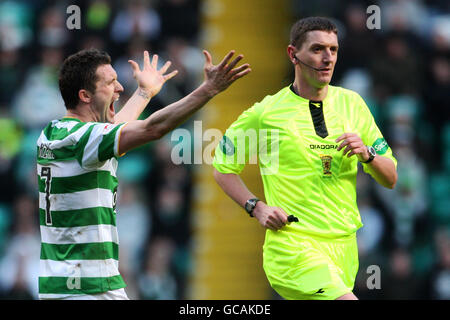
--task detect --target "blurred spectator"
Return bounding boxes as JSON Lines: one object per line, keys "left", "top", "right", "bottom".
{"left": 85, "top": 0, "right": 114, "bottom": 33}
{"left": 138, "top": 236, "right": 177, "bottom": 299}
{"left": 376, "top": 140, "right": 428, "bottom": 248}
{"left": 113, "top": 36, "right": 151, "bottom": 96}
{"left": 0, "top": 194, "right": 40, "bottom": 299}
{"left": 423, "top": 55, "right": 450, "bottom": 167}
{"left": 424, "top": 228, "right": 450, "bottom": 300}
{"left": 0, "top": 0, "right": 33, "bottom": 51}
{"left": 146, "top": 138, "right": 192, "bottom": 245}
{"left": 357, "top": 197, "right": 386, "bottom": 257}
{"left": 11, "top": 46, "right": 65, "bottom": 130}
{"left": 383, "top": 247, "right": 422, "bottom": 299}
{"left": 37, "top": 5, "right": 69, "bottom": 48}
{"left": 157, "top": 0, "right": 200, "bottom": 42}
{"left": 379, "top": 0, "right": 429, "bottom": 37}
{"left": 0, "top": 49, "right": 23, "bottom": 107}
{"left": 336, "top": 3, "right": 378, "bottom": 78}
{"left": 116, "top": 182, "right": 152, "bottom": 300}
{"left": 110, "top": 0, "right": 161, "bottom": 45}
{"left": 0, "top": 118, "right": 22, "bottom": 204}
{"left": 370, "top": 33, "right": 422, "bottom": 99}
{"left": 149, "top": 37, "right": 204, "bottom": 108}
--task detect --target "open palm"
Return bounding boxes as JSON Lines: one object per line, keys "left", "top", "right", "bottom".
{"left": 128, "top": 51, "right": 178, "bottom": 98}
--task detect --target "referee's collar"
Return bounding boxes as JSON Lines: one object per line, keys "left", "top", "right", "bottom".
{"left": 288, "top": 83, "right": 331, "bottom": 104}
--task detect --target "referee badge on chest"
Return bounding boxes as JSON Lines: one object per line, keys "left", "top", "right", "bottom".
{"left": 319, "top": 154, "right": 333, "bottom": 177}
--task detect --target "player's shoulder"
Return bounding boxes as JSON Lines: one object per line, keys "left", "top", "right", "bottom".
{"left": 39, "top": 118, "right": 92, "bottom": 143}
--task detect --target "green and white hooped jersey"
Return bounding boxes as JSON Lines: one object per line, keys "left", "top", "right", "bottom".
{"left": 36, "top": 117, "right": 127, "bottom": 299}
{"left": 213, "top": 85, "right": 397, "bottom": 240}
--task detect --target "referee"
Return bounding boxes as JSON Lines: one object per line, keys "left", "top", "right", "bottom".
{"left": 212, "top": 17, "right": 397, "bottom": 300}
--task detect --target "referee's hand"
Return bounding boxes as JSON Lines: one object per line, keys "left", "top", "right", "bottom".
{"left": 253, "top": 202, "right": 289, "bottom": 231}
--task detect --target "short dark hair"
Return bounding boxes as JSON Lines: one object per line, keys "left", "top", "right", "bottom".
{"left": 59, "top": 49, "right": 111, "bottom": 110}
{"left": 290, "top": 17, "right": 338, "bottom": 49}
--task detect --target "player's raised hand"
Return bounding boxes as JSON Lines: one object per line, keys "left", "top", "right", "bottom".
{"left": 202, "top": 50, "right": 251, "bottom": 96}
{"left": 253, "top": 202, "right": 288, "bottom": 231}
{"left": 128, "top": 51, "right": 178, "bottom": 98}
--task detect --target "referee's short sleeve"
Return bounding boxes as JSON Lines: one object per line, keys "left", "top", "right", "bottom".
{"left": 213, "top": 101, "right": 264, "bottom": 175}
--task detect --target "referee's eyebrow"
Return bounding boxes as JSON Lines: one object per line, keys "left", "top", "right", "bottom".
{"left": 310, "top": 42, "right": 339, "bottom": 50}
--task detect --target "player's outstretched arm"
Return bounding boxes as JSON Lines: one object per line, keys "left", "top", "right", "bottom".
{"left": 118, "top": 50, "right": 251, "bottom": 154}
{"left": 114, "top": 51, "right": 178, "bottom": 124}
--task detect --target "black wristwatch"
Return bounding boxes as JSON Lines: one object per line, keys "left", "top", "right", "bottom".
{"left": 362, "top": 146, "right": 376, "bottom": 163}
{"left": 244, "top": 198, "right": 260, "bottom": 217}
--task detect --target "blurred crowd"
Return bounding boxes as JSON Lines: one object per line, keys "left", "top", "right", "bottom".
{"left": 0, "top": 0, "right": 448, "bottom": 300}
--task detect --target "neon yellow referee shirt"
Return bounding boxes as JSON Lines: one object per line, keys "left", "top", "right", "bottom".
{"left": 213, "top": 84, "right": 397, "bottom": 239}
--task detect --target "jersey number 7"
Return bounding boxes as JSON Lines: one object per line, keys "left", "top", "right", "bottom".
{"left": 41, "top": 167, "right": 52, "bottom": 226}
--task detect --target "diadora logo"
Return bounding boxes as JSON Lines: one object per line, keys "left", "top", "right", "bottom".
{"left": 310, "top": 144, "right": 337, "bottom": 150}
{"left": 315, "top": 288, "right": 325, "bottom": 294}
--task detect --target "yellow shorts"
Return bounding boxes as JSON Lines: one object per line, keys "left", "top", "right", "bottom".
{"left": 263, "top": 232, "right": 359, "bottom": 300}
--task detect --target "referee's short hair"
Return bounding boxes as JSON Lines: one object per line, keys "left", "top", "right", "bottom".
{"left": 59, "top": 48, "right": 111, "bottom": 110}
{"left": 290, "top": 17, "right": 338, "bottom": 49}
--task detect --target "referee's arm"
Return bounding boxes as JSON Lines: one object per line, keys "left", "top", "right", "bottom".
{"left": 336, "top": 133, "right": 397, "bottom": 189}
{"left": 213, "top": 169, "right": 288, "bottom": 230}
{"left": 362, "top": 155, "right": 398, "bottom": 189}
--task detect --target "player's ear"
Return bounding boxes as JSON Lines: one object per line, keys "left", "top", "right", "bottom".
{"left": 78, "top": 89, "right": 92, "bottom": 104}
{"left": 287, "top": 45, "right": 298, "bottom": 65}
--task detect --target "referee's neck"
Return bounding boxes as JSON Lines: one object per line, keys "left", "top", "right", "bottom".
{"left": 293, "top": 79, "right": 329, "bottom": 101}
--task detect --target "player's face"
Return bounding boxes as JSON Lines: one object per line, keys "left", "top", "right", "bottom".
{"left": 296, "top": 30, "right": 338, "bottom": 88}
{"left": 90, "top": 64, "right": 124, "bottom": 123}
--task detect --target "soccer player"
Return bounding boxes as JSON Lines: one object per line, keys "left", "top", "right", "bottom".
{"left": 37, "top": 48, "right": 250, "bottom": 300}
{"left": 212, "top": 17, "right": 397, "bottom": 300}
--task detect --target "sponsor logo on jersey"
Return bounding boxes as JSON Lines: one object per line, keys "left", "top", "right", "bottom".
{"left": 220, "top": 135, "right": 235, "bottom": 156}
{"left": 310, "top": 144, "right": 338, "bottom": 150}
{"left": 315, "top": 288, "right": 325, "bottom": 294}
{"left": 38, "top": 143, "right": 55, "bottom": 160}
{"left": 372, "top": 138, "right": 388, "bottom": 155}
{"left": 320, "top": 154, "right": 332, "bottom": 177}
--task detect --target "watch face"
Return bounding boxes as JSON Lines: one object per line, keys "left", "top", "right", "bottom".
{"left": 368, "top": 146, "right": 376, "bottom": 157}
{"left": 245, "top": 199, "right": 258, "bottom": 213}
{"left": 245, "top": 200, "right": 253, "bottom": 212}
